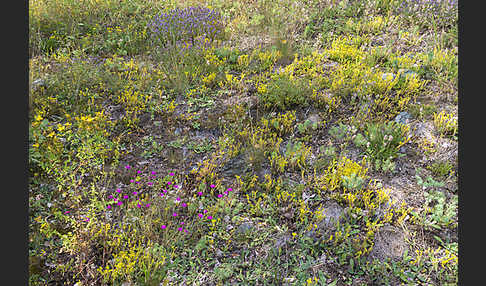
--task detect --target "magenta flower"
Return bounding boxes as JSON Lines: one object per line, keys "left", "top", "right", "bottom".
{"left": 107, "top": 205, "right": 111, "bottom": 209}
{"left": 64, "top": 211, "right": 70, "bottom": 214}
{"left": 198, "top": 213, "right": 203, "bottom": 218}
{"left": 227, "top": 187, "right": 233, "bottom": 192}
{"left": 132, "top": 191, "right": 138, "bottom": 195}
{"left": 146, "top": 203, "right": 151, "bottom": 208}
{"left": 197, "top": 191, "right": 203, "bottom": 196}
{"left": 181, "top": 202, "right": 187, "bottom": 207}
{"left": 184, "top": 229, "right": 188, "bottom": 233}
{"left": 135, "top": 181, "right": 140, "bottom": 184}
{"left": 169, "top": 172, "right": 175, "bottom": 176}
{"left": 137, "top": 170, "right": 142, "bottom": 174}
{"left": 117, "top": 201, "right": 123, "bottom": 206}
{"left": 161, "top": 225, "right": 167, "bottom": 229}
{"left": 123, "top": 195, "right": 128, "bottom": 199}
{"left": 217, "top": 194, "right": 223, "bottom": 198}
{"left": 148, "top": 182, "right": 153, "bottom": 186}
{"left": 130, "top": 179, "right": 134, "bottom": 183}
{"left": 176, "top": 197, "right": 181, "bottom": 201}
{"left": 207, "top": 216, "right": 213, "bottom": 220}
{"left": 178, "top": 227, "right": 183, "bottom": 231}
{"left": 160, "top": 193, "right": 164, "bottom": 197}
{"left": 180, "top": 222, "right": 185, "bottom": 225}
{"left": 125, "top": 165, "right": 131, "bottom": 169}
{"left": 137, "top": 202, "right": 141, "bottom": 208}
{"left": 210, "top": 184, "right": 215, "bottom": 188}
{"left": 174, "top": 185, "right": 179, "bottom": 189}
{"left": 203, "top": 209, "right": 208, "bottom": 214}
{"left": 108, "top": 194, "right": 113, "bottom": 199}
{"left": 173, "top": 212, "right": 178, "bottom": 217}
{"left": 163, "top": 189, "right": 167, "bottom": 193}
{"left": 224, "top": 191, "right": 228, "bottom": 195}
{"left": 151, "top": 171, "right": 156, "bottom": 175}
{"left": 116, "top": 188, "right": 121, "bottom": 193}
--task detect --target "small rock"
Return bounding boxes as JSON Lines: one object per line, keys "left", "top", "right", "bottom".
{"left": 31, "top": 79, "right": 47, "bottom": 92}
{"left": 394, "top": 111, "right": 412, "bottom": 125}
{"left": 369, "top": 225, "right": 408, "bottom": 261}
{"left": 381, "top": 73, "right": 396, "bottom": 81}
{"left": 236, "top": 222, "right": 253, "bottom": 234}
{"left": 399, "top": 69, "right": 418, "bottom": 78}
{"left": 274, "top": 234, "right": 292, "bottom": 250}
{"left": 307, "top": 114, "right": 321, "bottom": 126}
{"left": 314, "top": 201, "right": 345, "bottom": 238}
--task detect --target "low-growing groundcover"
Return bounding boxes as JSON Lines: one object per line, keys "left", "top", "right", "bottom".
{"left": 29, "top": 0, "right": 458, "bottom": 285}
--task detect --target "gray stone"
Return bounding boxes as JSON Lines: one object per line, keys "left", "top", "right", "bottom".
{"left": 369, "top": 225, "right": 408, "bottom": 261}
{"left": 307, "top": 114, "right": 321, "bottom": 125}
{"left": 315, "top": 201, "right": 345, "bottom": 237}
{"left": 221, "top": 154, "right": 248, "bottom": 177}
{"left": 274, "top": 234, "right": 292, "bottom": 250}
{"left": 399, "top": 69, "right": 419, "bottom": 78}
{"left": 31, "top": 79, "right": 47, "bottom": 92}
{"left": 236, "top": 222, "right": 253, "bottom": 234}
{"left": 394, "top": 111, "right": 412, "bottom": 125}
{"left": 381, "top": 73, "right": 396, "bottom": 81}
